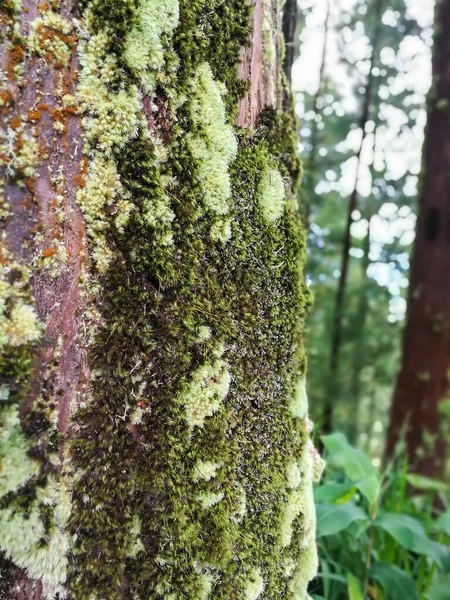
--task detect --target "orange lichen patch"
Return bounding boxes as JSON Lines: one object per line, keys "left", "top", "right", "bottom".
{"left": 10, "top": 116, "right": 22, "bottom": 130}
{"left": 31, "top": 23, "right": 75, "bottom": 68}
{"left": 27, "top": 110, "right": 43, "bottom": 123}
{"left": 27, "top": 178, "right": 36, "bottom": 193}
{"left": 37, "top": 103, "right": 50, "bottom": 112}
{"left": 42, "top": 247, "right": 56, "bottom": 258}
{"left": 0, "top": 90, "right": 12, "bottom": 107}
{"left": 73, "top": 155, "right": 88, "bottom": 188}
{"left": 6, "top": 43, "right": 24, "bottom": 81}
{"left": 37, "top": 1, "right": 50, "bottom": 11}
{"left": 50, "top": 107, "right": 63, "bottom": 121}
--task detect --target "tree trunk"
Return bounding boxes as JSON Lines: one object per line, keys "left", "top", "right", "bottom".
{"left": 322, "top": 0, "right": 383, "bottom": 435}
{"left": 281, "top": 0, "right": 298, "bottom": 84}
{"left": 0, "top": 1, "right": 320, "bottom": 598}
{"left": 386, "top": 0, "right": 450, "bottom": 479}
{"left": 301, "top": 0, "right": 330, "bottom": 227}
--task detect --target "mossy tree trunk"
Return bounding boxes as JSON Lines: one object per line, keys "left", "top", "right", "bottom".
{"left": 0, "top": 1, "right": 320, "bottom": 599}
{"left": 387, "top": 0, "right": 450, "bottom": 480}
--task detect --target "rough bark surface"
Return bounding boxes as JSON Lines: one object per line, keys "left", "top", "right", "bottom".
{"left": 387, "top": 0, "right": 450, "bottom": 478}
{"left": 0, "top": 1, "right": 319, "bottom": 598}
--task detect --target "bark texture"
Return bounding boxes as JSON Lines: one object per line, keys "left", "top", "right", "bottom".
{"left": 387, "top": 0, "right": 450, "bottom": 478}
{"left": 0, "top": 1, "right": 319, "bottom": 599}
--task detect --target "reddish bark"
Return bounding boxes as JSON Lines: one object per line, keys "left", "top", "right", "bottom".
{"left": 386, "top": 0, "right": 450, "bottom": 478}
{"left": 1, "top": 0, "right": 88, "bottom": 594}
{"left": 237, "top": 0, "right": 282, "bottom": 128}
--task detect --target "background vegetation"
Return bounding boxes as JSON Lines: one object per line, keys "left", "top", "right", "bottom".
{"left": 291, "top": 0, "right": 450, "bottom": 597}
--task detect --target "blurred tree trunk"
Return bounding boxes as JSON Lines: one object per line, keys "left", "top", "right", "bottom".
{"left": 282, "top": 0, "right": 298, "bottom": 83}
{"left": 322, "top": 0, "right": 383, "bottom": 436}
{"left": 300, "top": 0, "right": 330, "bottom": 226}
{"left": 386, "top": 0, "right": 450, "bottom": 479}
{"left": 0, "top": 1, "right": 319, "bottom": 599}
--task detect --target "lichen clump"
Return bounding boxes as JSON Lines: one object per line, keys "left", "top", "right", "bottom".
{"left": 28, "top": 11, "right": 73, "bottom": 66}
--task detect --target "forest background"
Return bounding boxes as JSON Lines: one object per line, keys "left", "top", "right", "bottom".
{"left": 293, "top": 0, "right": 450, "bottom": 598}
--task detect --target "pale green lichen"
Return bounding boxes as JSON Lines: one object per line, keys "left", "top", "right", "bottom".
{"left": 127, "top": 515, "right": 145, "bottom": 558}
{"left": 0, "top": 478, "right": 71, "bottom": 588}
{"left": 28, "top": 11, "right": 73, "bottom": 66}
{"left": 257, "top": 167, "right": 286, "bottom": 223}
{"left": 196, "top": 325, "right": 212, "bottom": 342}
{"left": 124, "top": 0, "right": 179, "bottom": 91}
{"left": 187, "top": 62, "right": 238, "bottom": 217}
{"left": 180, "top": 356, "right": 231, "bottom": 429}
{"left": 0, "top": 263, "right": 41, "bottom": 348}
{"left": 193, "top": 460, "right": 222, "bottom": 482}
{"left": 0, "top": 404, "right": 39, "bottom": 496}
{"left": 288, "top": 542, "right": 319, "bottom": 600}
{"left": 286, "top": 459, "right": 302, "bottom": 489}
{"left": 243, "top": 568, "right": 265, "bottom": 600}
{"left": 288, "top": 377, "right": 308, "bottom": 419}
{"left": 0, "top": 129, "right": 39, "bottom": 180}
{"left": 196, "top": 491, "right": 224, "bottom": 509}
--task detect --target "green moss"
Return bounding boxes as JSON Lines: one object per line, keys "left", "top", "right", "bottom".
{"left": 61, "top": 0, "right": 318, "bottom": 598}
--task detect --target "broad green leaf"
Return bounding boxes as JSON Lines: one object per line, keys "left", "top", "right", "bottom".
{"left": 375, "top": 512, "right": 450, "bottom": 568}
{"left": 369, "top": 563, "right": 419, "bottom": 600}
{"left": 407, "top": 474, "right": 449, "bottom": 492}
{"left": 433, "top": 512, "right": 450, "bottom": 535}
{"left": 347, "top": 572, "right": 364, "bottom": 600}
{"left": 316, "top": 502, "right": 368, "bottom": 537}
{"left": 314, "top": 481, "right": 357, "bottom": 504}
{"left": 321, "top": 433, "right": 380, "bottom": 505}
{"left": 426, "top": 578, "right": 450, "bottom": 600}
{"left": 310, "top": 596, "right": 326, "bottom": 600}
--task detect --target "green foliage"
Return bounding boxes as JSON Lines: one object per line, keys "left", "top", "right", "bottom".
{"left": 310, "top": 434, "right": 450, "bottom": 600}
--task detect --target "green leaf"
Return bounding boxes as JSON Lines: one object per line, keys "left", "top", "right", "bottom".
{"left": 375, "top": 512, "right": 450, "bottom": 568}
{"left": 426, "top": 578, "right": 450, "bottom": 600}
{"left": 314, "top": 481, "right": 357, "bottom": 504}
{"left": 407, "top": 474, "right": 449, "bottom": 492}
{"left": 369, "top": 563, "right": 419, "bottom": 600}
{"left": 316, "top": 502, "right": 369, "bottom": 537}
{"left": 321, "top": 433, "right": 380, "bottom": 505}
{"left": 433, "top": 512, "right": 450, "bottom": 535}
{"left": 311, "top": 596, "right": 326, "bottom": 600}
{"left": 347, "top": 572, "right": 364, "bottom": 600}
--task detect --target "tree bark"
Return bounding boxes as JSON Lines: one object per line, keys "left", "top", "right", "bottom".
{"left": 0, "top": 1, "right": 320, "bottom": 598}
{"left": 386, "top": 0, "right": 450, "bottom": 479}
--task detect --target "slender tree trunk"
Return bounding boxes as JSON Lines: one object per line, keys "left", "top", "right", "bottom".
{"left": 347, "top": 214, "right": 373, "bottom": 444}
{"left": 386, "top": 0, "right": 450, "bottom": 479}
{"left": 322, "top": 0, "right": 383, "bottom": 435}
{"left": 282, "top": 0, "right": 298, "bottom": 83}
{"left": 0, "top": 1, "right": 320, "bottom": 598}
{"left": 348, "top": 117, "right": 380, "bottom": 444}
{"left": 301, "top": 0, "right": 330, "bottom": 226}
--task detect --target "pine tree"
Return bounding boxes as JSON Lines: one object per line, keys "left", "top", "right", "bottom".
{"left": 0, "top": 1, "right": 321, "bottom": 598}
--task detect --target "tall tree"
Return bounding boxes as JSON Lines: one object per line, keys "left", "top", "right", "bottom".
{"left": 0, "top": 1, "right": 320, "bottom": 599}
{"left": 387, "top": 0, "right": 450, "bottom": 479}
{"left": 323, "top": 0, "right": 384, "bottom": 435}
